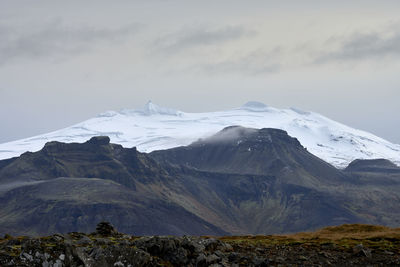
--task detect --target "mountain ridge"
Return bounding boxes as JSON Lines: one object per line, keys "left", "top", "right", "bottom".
{"left": 0, "top": 101, "right": 399, "bottom": 168}
{"left": 1, "top": 127, "right": 400, "bottom": 236}
{"left": 150, "top": 126, "right": 348, "bottom": 188}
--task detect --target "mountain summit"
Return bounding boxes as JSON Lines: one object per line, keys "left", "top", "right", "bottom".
{"left": 0, "top": 102, "right": 399, "bottom": 168}
{"left": 150, "top": 126, "right": 346, "bottom": 187}
{"left": 240, "top": 101, "right": 269, "bottom": 111}
{"left": 141, "top": 100, "right": 183, "bottom": 116}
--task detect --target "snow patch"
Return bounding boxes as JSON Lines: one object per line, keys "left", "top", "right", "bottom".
{"left": 97, "top": 111, "right": 119, "bottom": 118}
{"left": 290, "top": 107, "right": 311, "bottom": 116}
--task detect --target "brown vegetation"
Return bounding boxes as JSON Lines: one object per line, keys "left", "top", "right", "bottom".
{"left": 219, "top": 223, "right": 400, "bottom": 252}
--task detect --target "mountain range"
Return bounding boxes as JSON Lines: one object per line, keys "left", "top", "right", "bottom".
{"left": 1, "top": 126, "right": 400, "bottom": 236}
{"left": 0, "top": 101, "right": 399, "bottom": 168}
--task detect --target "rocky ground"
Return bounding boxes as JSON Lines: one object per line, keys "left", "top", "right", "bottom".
{"left": 0, "top": 223, "right": 399, "bottom": 266}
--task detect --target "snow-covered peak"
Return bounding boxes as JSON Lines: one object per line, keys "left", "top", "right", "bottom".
{"left": 0, "top": 102, "right": 399, "bottom": 168}
{"left": 141, "top": 101, "right": 183, "bottom": 116}
{"left": 240, "top": 101, "right": 269, "bottom": 112}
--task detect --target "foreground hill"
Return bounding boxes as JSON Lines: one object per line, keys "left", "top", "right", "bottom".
{"left": 0, "top": 101, "right": 399, "bottom": 168}
{"left": 1, "top": 127, "right": 400, "bottom": 236}
{"left": 1, "top": 223, "right": 399, "bottom": 266}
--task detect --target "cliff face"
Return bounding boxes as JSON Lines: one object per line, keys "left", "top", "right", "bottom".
{"left": 1, "top": 129, "right": 400, "bottom": 236}
{"left": 0, "top": 136, "right": 227, "bottom": 236}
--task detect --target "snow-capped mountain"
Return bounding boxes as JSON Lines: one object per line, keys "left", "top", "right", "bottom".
{"left": 0, "top": 101, "right": 399, "bottom": 168}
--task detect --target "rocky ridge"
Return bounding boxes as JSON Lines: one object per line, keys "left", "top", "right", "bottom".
{"left": 2, "top": 130, "right": 400, "bottom": 236}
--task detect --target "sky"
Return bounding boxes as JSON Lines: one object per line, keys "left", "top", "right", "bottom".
{"left": 0, "top": 0, "right": 399, "bottom": 144}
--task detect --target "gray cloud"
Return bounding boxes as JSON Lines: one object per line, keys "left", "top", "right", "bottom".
{"left": 198, "top": 47, "right": 282, "bottom": 75}
{"left": 315, "top": 28, "right": 400, "bottom": 63}
{"left": 153, "top": 25, "right": 255, "bottom": 53}
{"left": 0, "top": 21, "right": 142, "bottom": 65}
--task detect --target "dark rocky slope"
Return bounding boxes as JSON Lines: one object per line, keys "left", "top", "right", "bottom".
{"left": 345, "top": 158, "right": 400, "bottom": 173}
{"left": 150, "top": 126, "right": 347, "bottom": 188}
{"left": 0, "top": 178, "right": 225, "bottom": 236}
{"left": 1, "top": 128, "right": 400, "bottom": 236}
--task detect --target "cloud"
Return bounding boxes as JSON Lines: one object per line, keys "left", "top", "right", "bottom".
{"left": 0, "top": 21, "right": 142, "bottom": 65}
{"left": 315, "top": 28, "right": 400, "bottom": 63}
{"left": 153, "top": 25, "right": 255, "bottom": 53}
{"left": 198, "top": 47, "right": 283, "bottom": 75}
{"left": 197, "top": 126, "right": 258, "bottom": 144}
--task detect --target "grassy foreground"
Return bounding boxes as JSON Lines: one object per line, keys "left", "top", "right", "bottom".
{"left": 221, "top": 223, "right": 400, "bottom": 248}
{"left": 218, "top": 224, "right": 400, "bottom": 266}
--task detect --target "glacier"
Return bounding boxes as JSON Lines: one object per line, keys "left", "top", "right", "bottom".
{"left": 0, "top": 101, "right": 399, "bottom": 168}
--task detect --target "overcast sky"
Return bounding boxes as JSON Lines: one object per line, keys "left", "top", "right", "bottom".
{"left": 1, "top": 0, "right": 399, "bottom": 144}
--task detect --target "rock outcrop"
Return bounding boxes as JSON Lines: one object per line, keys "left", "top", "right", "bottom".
{"left": 1, "top": 223, "right": 400, "bottom": 266}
